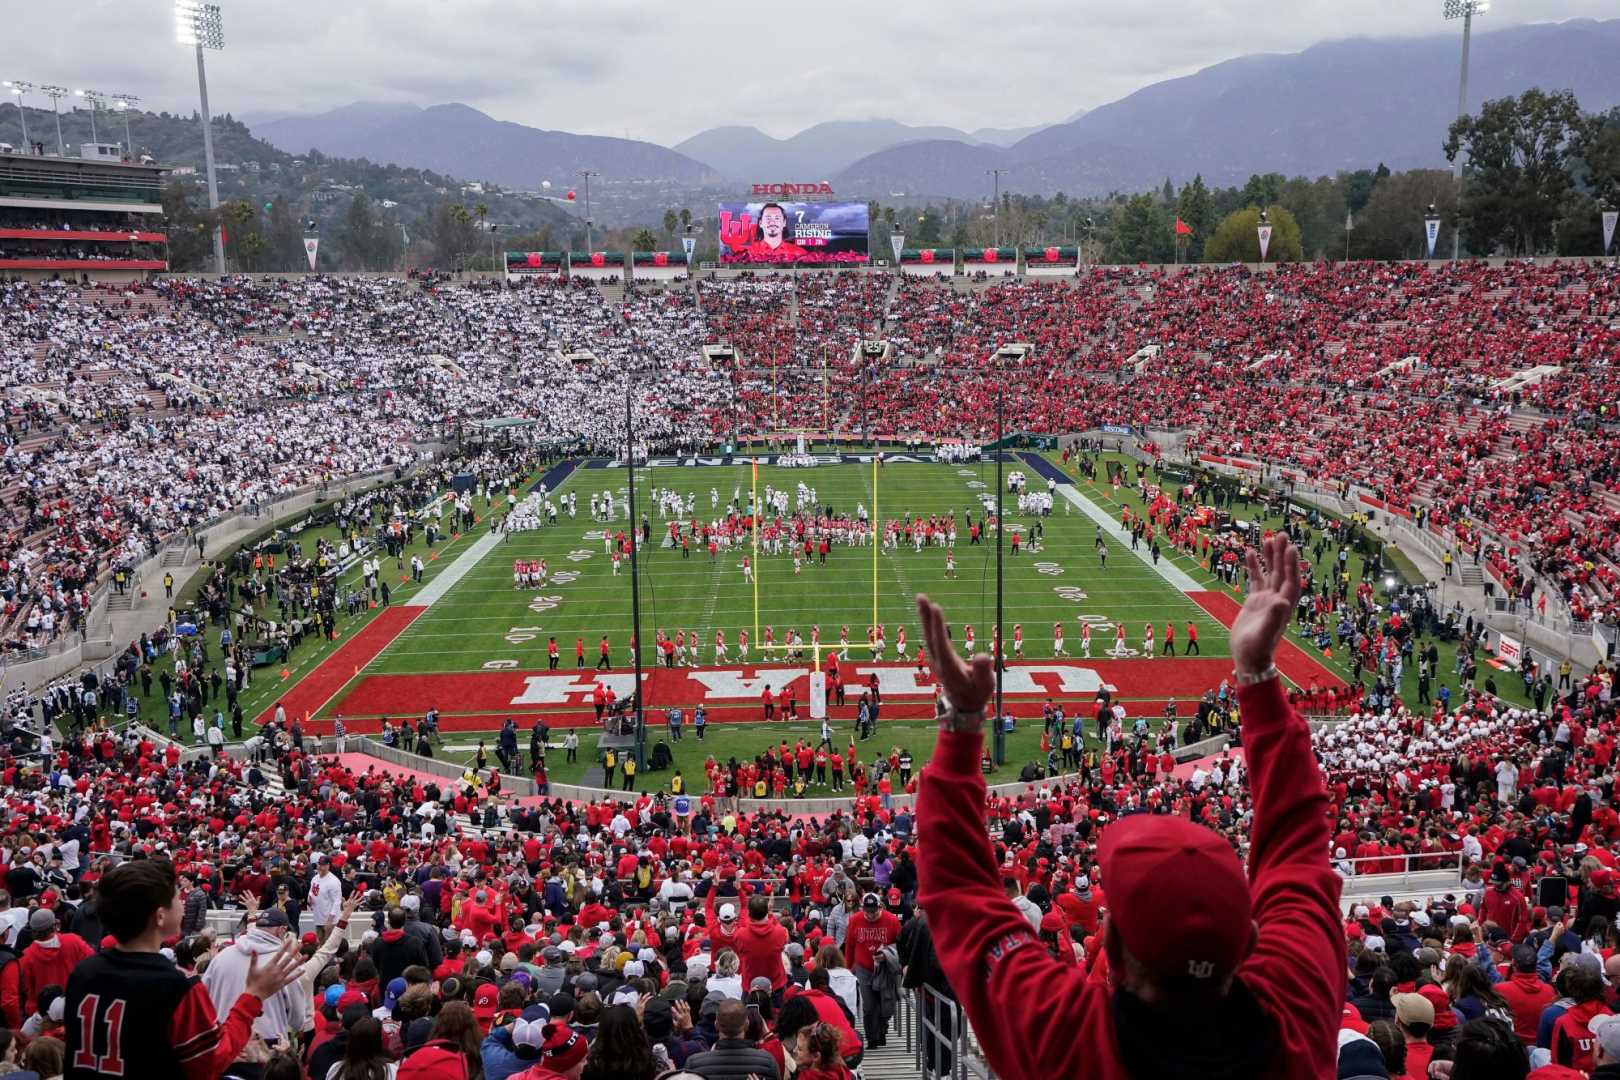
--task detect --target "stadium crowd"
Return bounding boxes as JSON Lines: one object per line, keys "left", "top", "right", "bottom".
{"left": 0, "top": 537, "right": 1611, "bottom": 1078}
{"left": 0, "top": 262, "right": 1618, "bottom": 1077}
{"left": 2, "top": 260, "right": 1617, "bottom": 661}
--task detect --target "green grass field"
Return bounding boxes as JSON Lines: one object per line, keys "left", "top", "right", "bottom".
{"left": 121, "top": 451, "right": 1537, "bottom": 790}
{"left": 373, "top": 456, "right": 1234, "bottom": 675}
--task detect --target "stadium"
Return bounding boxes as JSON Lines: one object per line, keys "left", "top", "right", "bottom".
{"left": 3, "top": 3, "right": 1620, "bottom": 1079}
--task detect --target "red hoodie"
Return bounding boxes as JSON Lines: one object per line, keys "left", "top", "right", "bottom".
{"left": 916, "top": 677, "right": 1344, "bottom": 1080}
{"left": 20, "top": 932, "right": 94, "bottom": 1006}
{"left": 1497, "top": 970, "right": 1556, "bottom": 1045}
{"left": 1553, "top": 998, "right": 1613, "bottom": 1071}
{"left": 733, "top": 914, "right": 789, "bottom": 992}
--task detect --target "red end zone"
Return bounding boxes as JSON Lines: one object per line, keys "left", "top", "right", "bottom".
{"left": 1187, "top": 590, "right": 1345, "bottom": 689}
{"left": 304, "top": 656, "right": 1248, "bottom": 734}
{"left": 254, "top": 605, "right": 427, "bottom": 726}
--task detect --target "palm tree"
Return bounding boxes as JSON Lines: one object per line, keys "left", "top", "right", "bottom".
{"left": 679, "top": 208, "right": 692, "bottom": 232}
{"left": 663, "top": 209, "right": 678, "bottom": 237}
{"left": 633, "top": 228, "right": 658, "bottom": 252}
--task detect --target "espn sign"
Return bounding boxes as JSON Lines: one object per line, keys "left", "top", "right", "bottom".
{"left": 1497, "top": 634, "right": 1523, "bottom": 667}
{"left": 751, "top": 182, "right": 835, "bottom": 196}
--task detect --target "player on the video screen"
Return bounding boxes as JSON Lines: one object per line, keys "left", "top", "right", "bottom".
{"left": 726, "top": 202, "right": 809, "bottom": 262}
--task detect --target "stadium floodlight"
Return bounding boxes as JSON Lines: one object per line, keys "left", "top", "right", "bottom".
{"left": 1444, "top": 0, "right": 1487, "bottom": 260}
{"left": 177, "top": 0, "right": 226, "bottom": 273}
{"left": 2, "top": 81, "right": 31, "bottom": 151}
{"left": 111, "top": 94, "right": 140, "bottom": 157}
{"left": 75, "top": 89, "right": 106, "bottom": 144}
{"left": 37, "top": 85, "right": 68, "bottom": 155}
{"left": 175, "top": 1, "right": 224, "bottom": 49}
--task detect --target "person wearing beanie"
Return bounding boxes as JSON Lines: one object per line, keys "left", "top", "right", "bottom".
{"left": 1336, "top": 1029, "right": 1390, "bottom": 1080}
{"left": 914, "top": 536, "right": 1344, "bottom": 1080}
{"left": 18, "top": 908, "right": 92, "bottom": 1018}
{"left": 511, "top": 1021, "right": 588, "bottom": 1080}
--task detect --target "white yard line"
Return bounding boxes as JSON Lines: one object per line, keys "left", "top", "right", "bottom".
{"left": 412, "top": 529, "right": 505, "bottom": 607}
{"left": 1054, "top": 485, "right": 1205, "bottom": 594}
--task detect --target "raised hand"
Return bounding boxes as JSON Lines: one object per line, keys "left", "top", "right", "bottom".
{"left": 916, "top": 594, "right": 994, "bottom": 723}
{"left": 1233, "top": 533, "right": 1302, "bottom": 677}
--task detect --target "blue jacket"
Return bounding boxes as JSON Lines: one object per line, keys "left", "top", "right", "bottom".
{"left": 481, "top": 1026, "right": 542, "bottom": 1080}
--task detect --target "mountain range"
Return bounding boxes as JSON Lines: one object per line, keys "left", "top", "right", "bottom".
{"left": 256, "top": 102, "right": 718, "bottom": 190}
{"left": 250, "top": 17, "right": 1620, "bottom": 205}
{"left": 835, "top": 17, "right": 1620, "bottom": 198}
{"left": 670, "top": 117, "right": 1063, "bottom": 180}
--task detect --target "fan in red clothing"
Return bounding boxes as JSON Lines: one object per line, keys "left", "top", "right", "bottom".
{"left": 912, "top": 533, "right": 1343, "bottom": 1079}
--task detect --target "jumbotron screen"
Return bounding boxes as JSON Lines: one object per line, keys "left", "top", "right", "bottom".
{"left": 717, "top": 201, "right": 869, "bottom": 265}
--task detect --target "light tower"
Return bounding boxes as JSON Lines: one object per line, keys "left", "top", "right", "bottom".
{"left": 74, "top": 89, "right": 106, "bottom": 144}
{"left": 2, "top": 81, "right": 32, "bottom": 150}
{"left": 1444, "top": 0, "right": 1488, "bottom": 260}
{"left": 111, "top": 94, "right": 141, "bottom": 158}
{"left": 38, "top": 86, "right": 69, "bottom": 156}
{"left": 176, "top": 0, "right": 227, "bottom": 274}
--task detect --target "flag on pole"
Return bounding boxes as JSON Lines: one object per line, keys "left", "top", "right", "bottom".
{"left": 1256, "top": 224, "right": 1273, "bottom": 261}
{"left": 1345, "top": 209, "right": 1354, "bottom": 231}
{"left": 304, "top": 237, "right": 319, "bottom": 271}
{"left": 1424, "top": 217, "right": 1441, "bottom": 259}
{"left": 1604, "top": 210, "right": 1619, "bottom": 256}
{"left": 1174, "top": 218, "right": 1192, "bottom": 237}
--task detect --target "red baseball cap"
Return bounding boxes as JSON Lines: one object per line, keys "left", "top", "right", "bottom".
{"left": 473, "top": 982, "right": 499, "bottom": 1020}
{"left": 1098, "top": 814, "right": 1252, "bottom": 982}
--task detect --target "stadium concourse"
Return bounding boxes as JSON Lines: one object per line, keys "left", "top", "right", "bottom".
{"left": 0, "top": 261, "right": 1618, "bottom": 1080}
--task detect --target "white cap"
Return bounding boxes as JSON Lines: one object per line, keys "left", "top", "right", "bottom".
{"left": 718, "top": 903, "right": 737, "bottom": 922}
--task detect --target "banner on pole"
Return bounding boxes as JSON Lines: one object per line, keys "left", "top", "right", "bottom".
{"left": 303, "top": 237, "right": 319, "bottom": 271}
{"left": 682, "top": 235, "right": 696, "bottom": 263}
{"left": 1604, "top": 210, "right": 1618, "bottom": 255}
{"left": 1424, "top": 217, "right": 1441, "bottom": 259}
{"left": 888, "top": 233, "right": 904, "bottom": 263}
{"left": 1256, "top": 225, "right": 1273, "bottom": 261}
{"left": 809, "top": 670, "right": 827, "bottom": 719}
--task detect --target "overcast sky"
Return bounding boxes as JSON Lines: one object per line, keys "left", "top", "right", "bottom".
{"left": 9, "top": 1, "right": 1613, "bottom": 144}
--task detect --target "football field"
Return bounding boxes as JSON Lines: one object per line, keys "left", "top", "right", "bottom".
{"left": 120, "top": 445, "right": 1548, "bottom": 789}
{"left": 238, "top": 450, "right": 1358, "bottom": 787}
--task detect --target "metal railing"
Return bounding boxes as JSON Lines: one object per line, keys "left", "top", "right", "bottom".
{"left": 1335, "top": 850, "right": 1468, "bottom": 890}
{"left": 910, "top": 984, "right": 992, "bottom": 1079}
